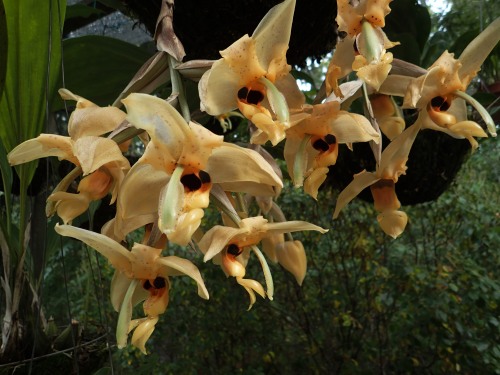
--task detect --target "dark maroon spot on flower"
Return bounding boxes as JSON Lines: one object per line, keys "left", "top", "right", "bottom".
{"left": 199, "top": 170, "right": 211, "bottom": 184}
{"left": 153, "top": 277, "right": 166, "bottom": 289}
{"left": 312, "top": 138, "right": 329, "bottom": 152}
{"left": 324, "top": 134, "right": 336, "bottom": 145}
{"left": 431, "top": 96, "right": 450, "bottom": 111}
{"left": 238, "top": 87, "right": 249, "bottom": 100}
{"left": 247, "top": 90, "right": 265, "bottom": 105}
{"left": 338, "top": 31, "right": 347, "bottom": 40}
{"left": 353, "top": 40, "right": 359, "bottom": 54}
{"left": 143, "top": 280, "right": 152, "bottom": 290}
{"left": 227, "top": 243, "right": 242, "bottom": 256}
{"left": 181, "top": 173, "right": 202, "bottom": 192}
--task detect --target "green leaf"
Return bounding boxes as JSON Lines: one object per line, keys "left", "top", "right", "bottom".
{"left": 53, "top": 36, "right": 153, "bottom": 109}
{"left": 65, "top": 4, "right": 104, "bottom": 20}
{"left": 0, "top": 0, "right": 66, "bottom": 184}
{"left": 0, "top": 1, "right": 7, "bottom": 99}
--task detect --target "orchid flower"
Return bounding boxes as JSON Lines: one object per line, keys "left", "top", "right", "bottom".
{"left": 55, "top": 224, "right": 209, "bottom": 354}
{"left": 284, "top": 100, "right": 380, "bottom": 199}
{"left": 198, "top": 0, "right": 303, "bottom": 146}
{"left": 333, "top": 123, "right": 420, "bottom": 238}
{"left": 326, "top": 0, "right": 398, "bottom": 97}
{"left": 198, "top": 216, "right": 327, "bottom": 308}
{"left": 7, "top": 89, "right": 129, "bottom": 224}
{"left": 382, "top": 18, "right": 500, "bottom": 149}
{"left": 107, "top": 93, "right": 282, "bottom": 246}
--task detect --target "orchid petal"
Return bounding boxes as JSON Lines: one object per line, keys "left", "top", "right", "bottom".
{"left": 8, "top": 134, "right": 76, "bottom": 166}
{"left": 156, "top": 256, "right": 209, "bottom": 300}
{"left": 73, "top": 136, "right": 129, "bottom": 175}
{"left": 207, "top": 143, "right": 283, "bottom": 196}
{"left": 122, "top": 93, "right": 189, "bottom": 158}
{"left": 379, "top": 123, "right": 420, "bottom": 180}
{"left": 47, "top": 191, "right": 91, "bottom": 224}
{"left": 55, "top": 224, "right": 133, "bottom": 274}
{"left": 199, "top": 225, "right": 247, "bottom": 262}
{"left": 275, "top": 240, "right": 307, "bottom": 285}
{"left": 252, "top": 0, "right": 295, "bottom": 78}
{"left": 130, "top": 316, "right": 159, "bottom": 355}
{"left": 333, "top": 171, "right": 380, "bottom": 218}
{"left": 304, "top": 167, "right": 329, "bottom": 200}
{"left": 265, "top": 221, "right": 328, "bottom": 236}
{"left": 459, "top": 17, "right": 500, "bottom": 86}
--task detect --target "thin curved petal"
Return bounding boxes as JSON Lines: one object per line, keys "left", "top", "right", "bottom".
{"left": 156, "top": 256, "right": 209, "bottom": 300}
{"left": 48, "top": 191, "right": 91, "bottom": 224}
{"left": 130, "top": 316, "right": 159, "bottom": 355}
{"left": 333, "top": 171, "right": 379, "bottom": 218}
{"left": 275, "top": 240, "right": 307, "bottom": 285}
{"left": 329, "top": 112, "right": 380, "bottom": 144}
{"left": 55, "top": 224, "right": 133, "bottom": 274}
{"left": 265, "top": 221, "right": 328, "bottom": 236}
{"left": 459, "top": 17, "right": 500, "bottom": 85}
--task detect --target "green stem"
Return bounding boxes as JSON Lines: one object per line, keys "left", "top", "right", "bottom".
{"left": 168, "top": 55, "right": 191, "bottom": 122}
{"left": 453, "top": 90, "right": 497, "bottom": 137}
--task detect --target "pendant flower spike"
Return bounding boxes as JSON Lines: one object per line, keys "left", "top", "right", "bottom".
{"left": 108, "top": 93, "right": 282, "bottom": 246}
{"left": 199, "top": 0, "right": 300, "bottom": 146}
{"left": 55, "top": 224, "right": 209, "bottom": 354}
{"left": 7, "top": 89, "right": 130, "bottom": 224}
{"left": 333, "top": 123, "right": 420, "bottom": 238}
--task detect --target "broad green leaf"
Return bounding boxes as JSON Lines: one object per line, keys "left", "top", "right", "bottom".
{"left": 53, "top": 35, "right": 153, "bottom": 109}
{"left": 0, "top": 0, "right": 66, "bottom": 185}
{"left": 0, "top": 1, "right": 7, "bottom": 98}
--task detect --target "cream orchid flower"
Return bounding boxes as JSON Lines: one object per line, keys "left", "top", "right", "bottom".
{"left": 284, "top": 100, "right": 380, "bottom": 199}
{"left": 198, "top": 216, "right": 327, "bottom": 308}
{"left": 198, "top": 0, "right": 302, "bottom": 146}
{"left": 333, "top": 123, "right": 420, "bottom": 238}
{"left": 54, "top": 224, "right": 209, "bottom": 354}
{"left": 107, "top": 93, "right": 282, "bottom": 246}
{"left": 326, "top": 0, "right": 398, "bottom": 97}
{"left": 382, "top": 18, "right": 500, "bottom": 149}
{"left": 7, "top": 89, "right": 129, "bottom": 224}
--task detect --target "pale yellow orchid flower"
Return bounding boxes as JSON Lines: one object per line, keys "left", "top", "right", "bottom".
{"left": 198, "top": 216, "right": 327, "bottom": 308}
{"left": 382, "top": 18, "right": 500, "bottom": 149}
{"left": 198, "top": 0, "right": 303, "bottom": 146}
{"left": 54, "top": 224, "right": 209, "bottom": 354}
{"left": 7, "top": 89, "right": 129, "bottom": 224}
{"left": 284, "top": 100, "right": 380, "bottom": 199}
{"left": 333, "top": 123, "right": 420, "bottom": 238}
{"left": 107, "top": 93, "right": 282, "bottom": 246}
{"left": 326, "top": 0, "right": 398, "bottom": 97}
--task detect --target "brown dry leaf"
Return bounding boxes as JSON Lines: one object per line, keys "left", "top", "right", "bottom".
{"left": 154, "top": 0, "right": 186, "bottom": 61}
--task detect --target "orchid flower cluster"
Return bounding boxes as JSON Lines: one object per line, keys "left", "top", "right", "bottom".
{"left": 7, "top": 0, "right": 499, "bottom": 354}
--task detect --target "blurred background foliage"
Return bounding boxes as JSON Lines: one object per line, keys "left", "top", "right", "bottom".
{"left": 0, "top": 0, "right": 499, "bottom": 374}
